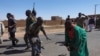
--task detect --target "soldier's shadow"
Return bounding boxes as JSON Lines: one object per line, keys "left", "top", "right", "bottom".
{"left": 94, "top": 29, "right": 100, "bottom": 31}
{"left": 0, "top": 45, "right": 9, "bottom": 48}
{"left": 0, "top": 44, "right": 26, "bottom": 49}
{"left": 1, "top": 49, "right": 31, "bottom": 55}
{"left": 58, "top": 54, "right": 67, "bottom": 56}
{"left": 3, "top": 39, "right": 11, "bottom": 42}
{"left": 55, "top": 33, "right": 65, "bottom": 35}
{"left": 0, "top": 43, "right": 31, "bottom": 55}
{"left": 55, "top": 41, "right": 65, "bottom": 46}
{"left": 14, "top": 44, "right": 26, "bottom": 48}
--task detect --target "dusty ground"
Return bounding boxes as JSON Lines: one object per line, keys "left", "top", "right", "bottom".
{"left": 2, "top": 25, "right": 64, "bottom": 39}
{"left": 1, "top": 25, "right": 100, "bottom": 56}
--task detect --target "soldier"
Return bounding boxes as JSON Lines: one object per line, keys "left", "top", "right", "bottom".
{"left": 75, "top": 13, "right": 86, "bottom": 28}
{"left": 28, "top": 17, "right": 50, "bottom": 56}
{"left": 24, "top": 10, "right": 36, "bottom": 50}
{"left": 66, "top": 15, "right": 70, "bottom": 21}
{"left": 7, "top": 13, "right": 18, "bottom": 46}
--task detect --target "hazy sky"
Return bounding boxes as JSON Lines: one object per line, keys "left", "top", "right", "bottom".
{"left": 0, "top": 0, "right": 100, "bottom": 20}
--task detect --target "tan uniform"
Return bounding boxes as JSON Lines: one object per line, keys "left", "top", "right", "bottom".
{"left": 75, "top": 17, "right": 85, "bottom": 28}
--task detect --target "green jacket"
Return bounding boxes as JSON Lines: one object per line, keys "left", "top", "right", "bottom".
{"left": 65, "top": 25, "right": 89, "bottom": 56}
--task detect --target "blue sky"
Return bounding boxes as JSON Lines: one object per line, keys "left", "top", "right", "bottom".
{"left": 0, "top": 0, "right": 100, "bottom": 20}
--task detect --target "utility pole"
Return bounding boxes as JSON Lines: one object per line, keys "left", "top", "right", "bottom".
{"left": 94, "top": 4, "right": 100, "bottom": 28}
{"left": 94, "top": 4, "right": 100, "bottom": 18}
{"left": 94, "top": 4, "right": 97, "bottom": 17}
{"left": 94, "top": 4, "right": 97, "bottom": 28}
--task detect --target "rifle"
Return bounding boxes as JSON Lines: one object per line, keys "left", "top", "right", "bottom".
{"left": 32, "top": 2, "right": 36, "bottom": 16}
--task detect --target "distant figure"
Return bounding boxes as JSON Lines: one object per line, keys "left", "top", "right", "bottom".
{"left": 84, "top": 16, "right": 89, "bottom": 31}
{"left": 88, "top": 17, "right": 95, "bottom": 32}
{"left": 0, "top": 21, "right": 5, "bottom": 44}
{"left": 7, "top": 13, "right": 18, "bottom": 46}
{"left": 65, "top": 20, "right": 89, "bottom": 56}
{"left": 66, "top": 15, "right": 75, "bottom": 24}
{"left": 75, "top": 13, "right": 86, "bottom": 28}
{"left": 28, "top": 17, "right": 50, "bottom": 56}
{"left": 66, "top": 15, "right": 70, "bottom": 22}
{"left": 24, "top": 10, "right": 36, "bottom": 50}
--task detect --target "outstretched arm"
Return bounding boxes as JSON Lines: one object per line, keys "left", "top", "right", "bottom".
{"left": 41, "top": 26, "right": 51, "bottom": 40}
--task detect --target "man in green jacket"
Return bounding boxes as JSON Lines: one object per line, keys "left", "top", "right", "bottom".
{"left": 65, "top": 20, "right": 89, "bottom": 56}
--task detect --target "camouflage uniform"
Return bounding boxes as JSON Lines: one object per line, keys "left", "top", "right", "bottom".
{"left": 24, "top": 15, "right": 36, "bottom": 48}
